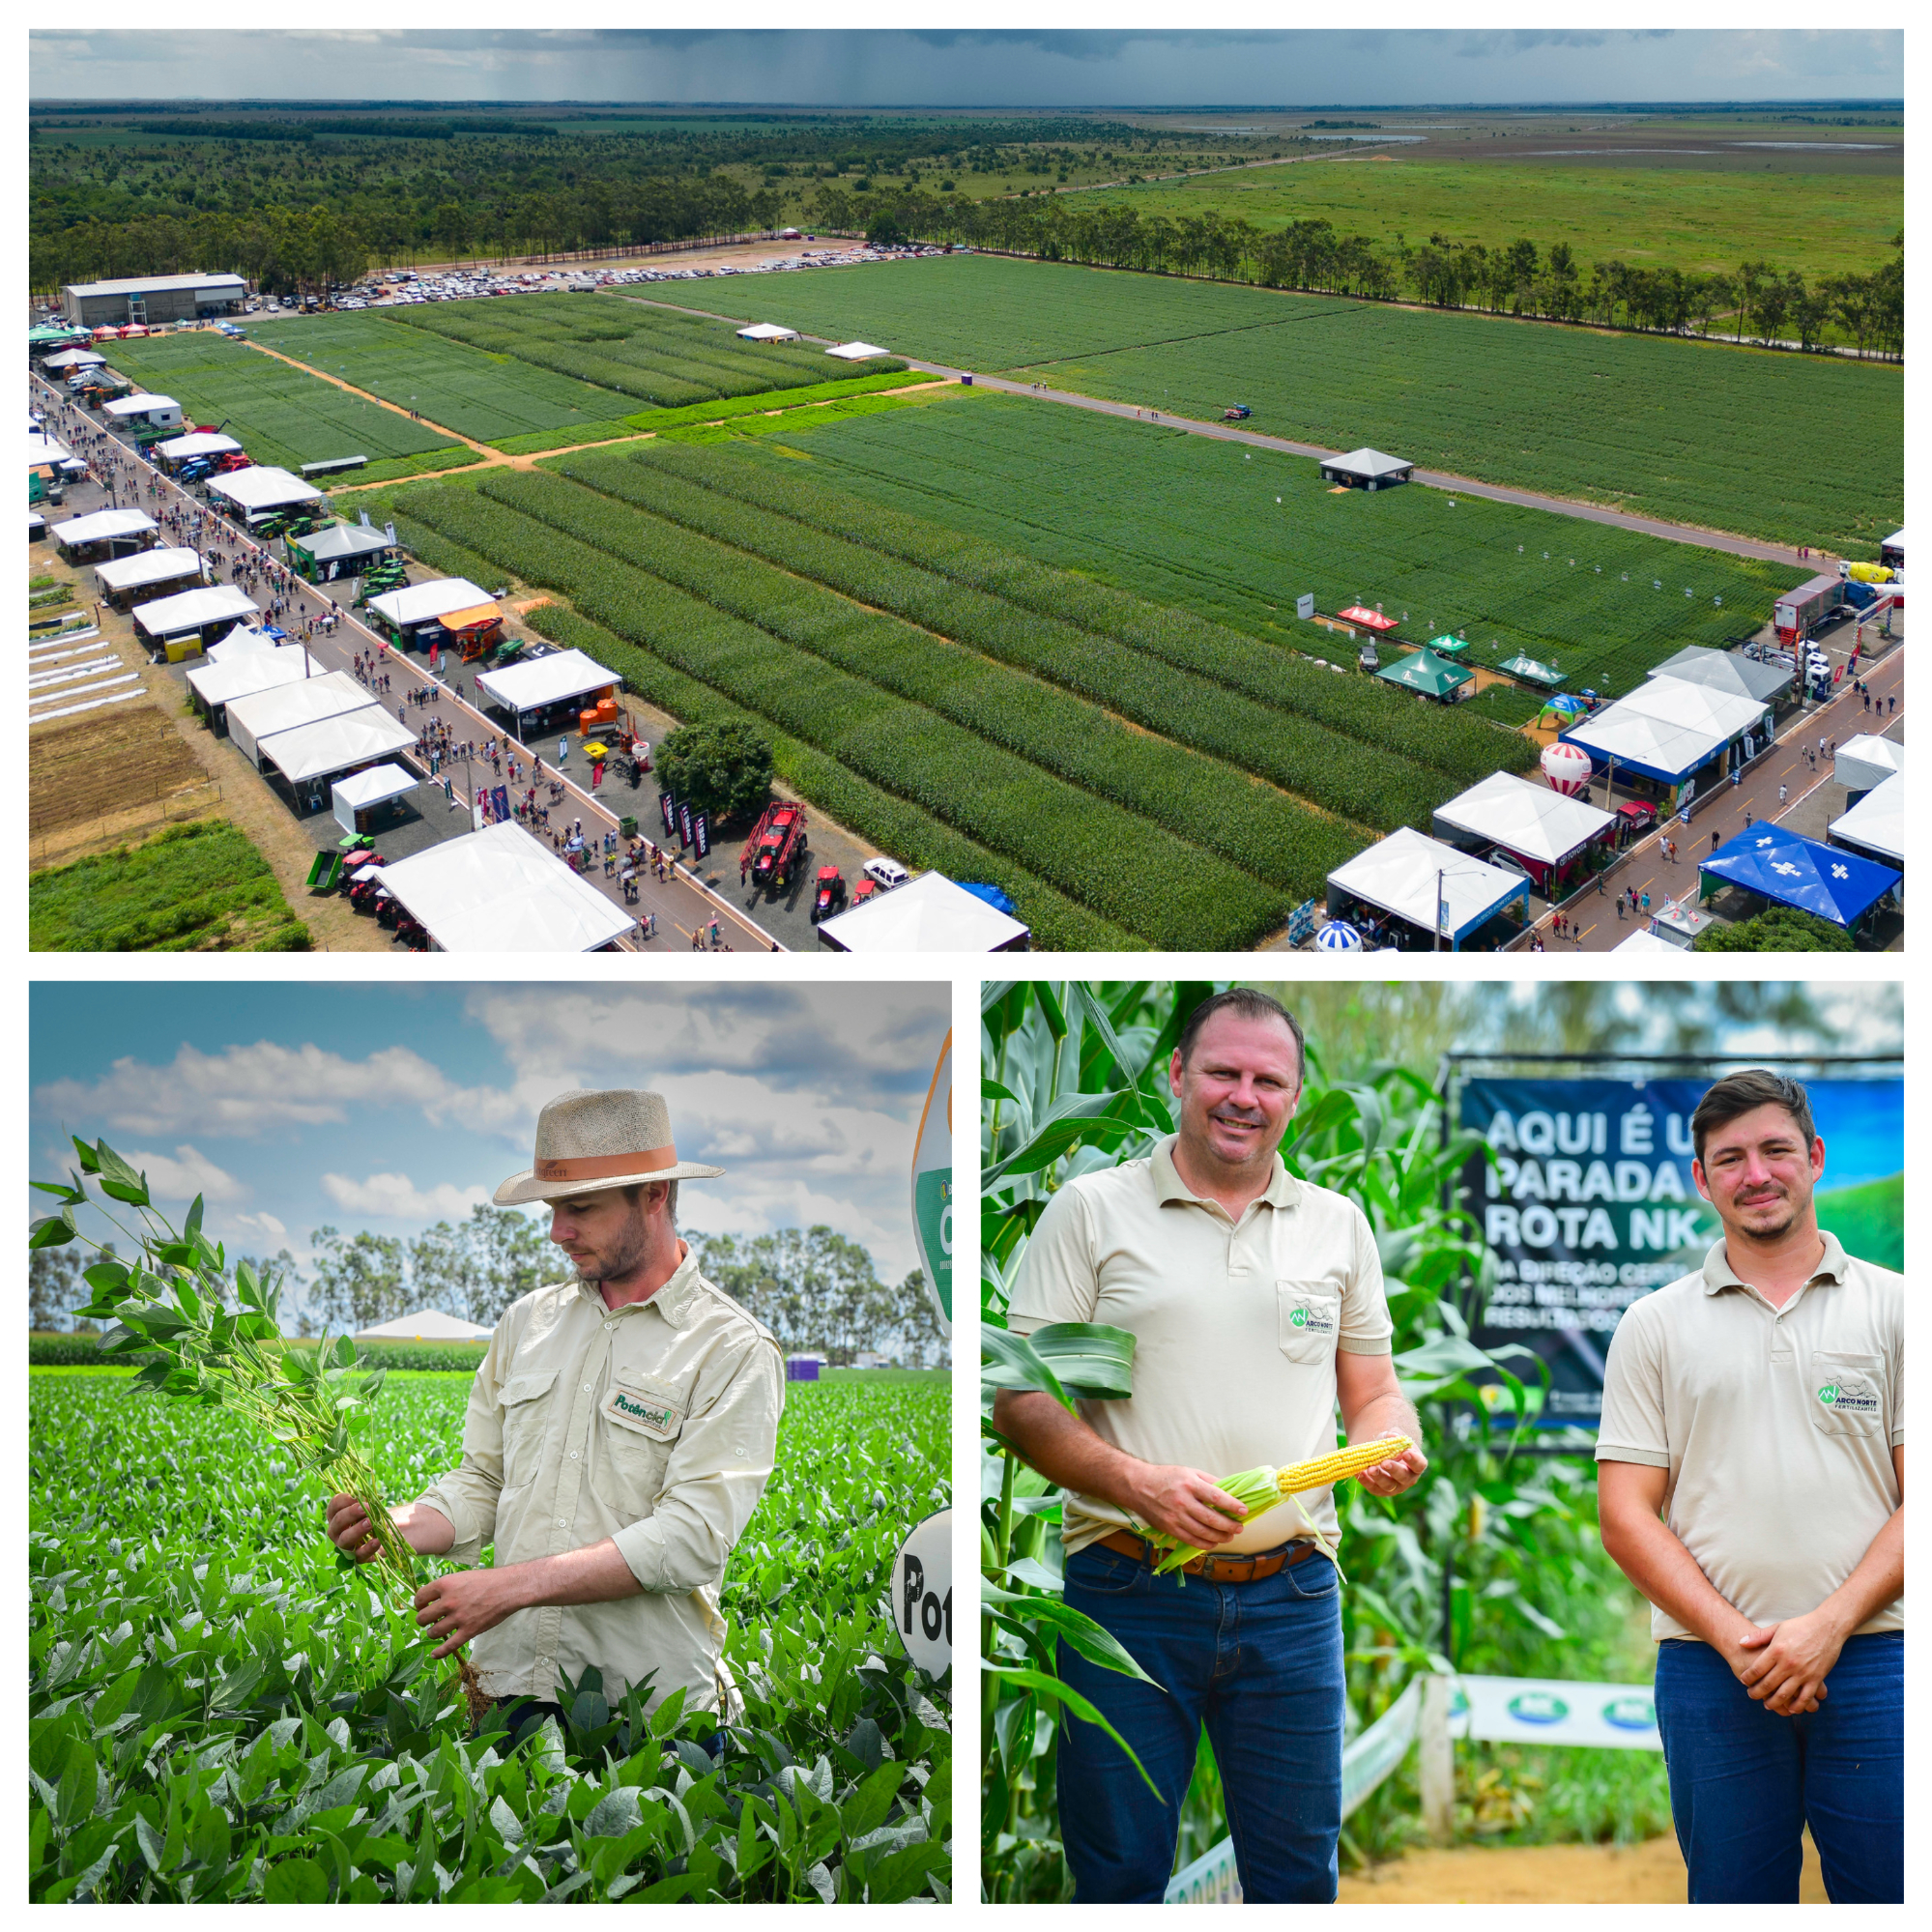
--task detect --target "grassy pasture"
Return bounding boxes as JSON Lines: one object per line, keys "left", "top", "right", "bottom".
{"left": 751, "top": 390, "right": 1806, "bottom": 697}
{"left": 746, "top": 253, "right": 1903, "bottom": 555}
{"left": 97, "top": 332, "right": 468, "bottom": 483}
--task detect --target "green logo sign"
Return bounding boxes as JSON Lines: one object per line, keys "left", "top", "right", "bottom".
{"left": 1289, "top": 1308, "right": 1308, "bottom": 1329}
{"left": 1818, "top": 1384, "right": 1839, "bottom": 1404}
{"left": 914, "top": 1170, "right": 952, "bottom": 1324}
{"left": 1507, "top": 1690, "right": 1569, "bottom": 1725}
{"left": 1601, "top": 1695, "right": 1656, "bottom": 1731}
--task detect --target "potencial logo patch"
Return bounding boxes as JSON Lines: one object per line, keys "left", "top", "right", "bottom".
{"left": 1507, "top": 1690, "right": 1569, "bottom": 1726}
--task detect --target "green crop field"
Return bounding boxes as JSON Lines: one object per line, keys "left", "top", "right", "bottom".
{"left": 734, "top": 390, "right": 1806, "bottom": 699}
{"left": 97, "top": 332, "right": 469, "bottom": 485}
{"left": 740, "top": 253, "right": 1903, "bottom": 555}
{"left": 1087, "top": 154, "right": 1904, "bottom": 282}
{"left": 28, "top": 1370, "right": 951, "bottom": 1903}
{"left": 245, "top": 314, "right": 632, "bottom": 446}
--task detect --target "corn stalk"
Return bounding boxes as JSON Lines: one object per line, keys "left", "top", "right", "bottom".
{"left": 30, "top": 1135, "right": 487, "bottom": 1723}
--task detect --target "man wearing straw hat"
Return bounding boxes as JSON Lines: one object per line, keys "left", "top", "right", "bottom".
{"left": 326, "top": 1088, "right": 785, "bottom": 1737}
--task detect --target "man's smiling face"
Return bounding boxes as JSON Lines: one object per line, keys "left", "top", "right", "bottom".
{"left": 1693, "top": 1102, "right": 1825, "bottom": 1244}
{"left": 1169, "top": 1008, "right": 1302, "bottom": 1174}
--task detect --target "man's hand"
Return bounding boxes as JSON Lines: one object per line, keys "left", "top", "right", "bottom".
{"left": 413, "top": 1569, "right": 529, "bottom": 1661}
{"left": 1126, "top": 1464, "right": 1254, "bottom": 1550}
{"left": 1356, "top": 1440, "right": 1428, "bottom": 1498}
{"left": 1735, "top": 1609, "right": 1847, "bottom": 1716}
{"left": 326, "top": 1492, "right": 384, "bottom": 1564}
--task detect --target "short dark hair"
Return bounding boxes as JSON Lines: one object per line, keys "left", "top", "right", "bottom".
{"left": 1175, "top": 988, "right": 1305, "bottom": 1083}
{"left": 619, "top": 1178, "right": 678, "bottom": 1227}
{"left": 1690, "top": 1070, "right": 1816, "bottom": 1166}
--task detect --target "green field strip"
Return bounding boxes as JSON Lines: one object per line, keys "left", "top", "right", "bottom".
{"left": 554, "top": 441, "right": 1433, "bottom": 833}
{"left": 390, "top": 479, "right": 1283, "bottom": 948}
{"left": 476, "top": 467, "right": 1338, "bottom": 907}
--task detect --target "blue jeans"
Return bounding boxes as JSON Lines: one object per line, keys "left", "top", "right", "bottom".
{"left": 1655, "top": 1631, "right": 1903, "bottom": 1903}
{"left": 1057, "top": 1542, "right": 1343, "bottom": 1903}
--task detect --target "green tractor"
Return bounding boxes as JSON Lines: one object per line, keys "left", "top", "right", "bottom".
{"left": 358, "top": 560, "right": 409, "bottom": 603}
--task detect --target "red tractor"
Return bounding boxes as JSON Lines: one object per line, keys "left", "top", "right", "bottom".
{"left": 812, "top": 866, "right": 847, "bottom": 923}
{"left": 742, "top": 800, "right": 808, "bottom": 894}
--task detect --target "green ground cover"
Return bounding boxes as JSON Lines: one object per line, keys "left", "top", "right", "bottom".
{"left": 29, "top": 1372, "right": 950, "bottom": 1901}
{"left": 383, "top": 476, "right": 1280, "bottom": 948}
{"left": 744, "top": 389, "right": 1806, "bottom": 697}
{"left": 98, "top": 332, "right": 465, "bottom": 484}
{"left": 1812, "top": 1173, "right": 1903, "bottom": 1271}
{"left": 29, "top": 822, "right": 311, "bottom": 953}
{"left": 1090, "top": 155, "right": 1904, "bottom": 281}
{"left": 744, "top": 254, "right": 1902, "bottom": 554}
{"left": 245, "top": 314, "right": 630, "bottom": 444}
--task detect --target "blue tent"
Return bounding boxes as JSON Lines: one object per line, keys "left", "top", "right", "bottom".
{"left": 959, "top": 881, "right": 1017, "bottom": 915}
{"left": 1699, "top": 827, "right": 1900, "bottom": 928}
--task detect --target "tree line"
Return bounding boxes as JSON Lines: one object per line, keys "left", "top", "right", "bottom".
{"left": 28, "top": 1207, "right": 947, "bottom": 1369}
{"left": 839, "top": 186, "right": 1905, "bottom": 359}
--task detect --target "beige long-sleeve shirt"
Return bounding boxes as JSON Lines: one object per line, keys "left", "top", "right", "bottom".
{"left": 416, "top": 1247, "right": 785, "bottom": 1715}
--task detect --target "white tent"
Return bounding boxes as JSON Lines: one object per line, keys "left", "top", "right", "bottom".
{"left": 153, "top": 431, "right": 242, "bottom": 464}
{"left": 207, "top": 466, "right": 324, "bottom": 517}
{"left": 1832, "top": 734, "right": 1904, "bottom": 796}
{"left": 372, "top": 821, "right": 635, "bottom": 953}
{"left": 332, "top": 763, "right": 419, "bottom": 832}
{"left": 101, "top": 393, "right": 183, "bottom": 425}
{"left": 1611, "top": 928, "right": 1691, "bottom": 955}
{"left": 95, "top": 546, "right": 203, "bottom": 594}
{"left": 264, "top": 709, "right": 419, "bottom": 786}
{"left": 28, "top": 429, "right": 74, "bottom": 470}
{"left": 1560, "top": 677, "right": 1769, "bottom": 786}
{"left": 132, "top": 582, "right": 258, "bottom": 642}
{"left": 206, "top": 627, "right": 286, "bottom": 663}
{"left": 366, "top": 577, "right": 496, "bottom": 630}
{"left": 825, "top": 340, "right": 891, "bottom": 360}
{"left": 1326, "top": 826, "right": 1531, "bottom": 948}
{"left": 817, "top": 872, "right": 1030, "bottom": 952}
{"left": 475, "top": 649, "right": 619, "bottom": 718}
{"left": 186, "top": 646, "right": 314, "bottom": 713}
{"left": 1830, "top": 770, "right": 1903, "bottom": 867}
{"left": 1432, "top": 771, "right": 1615, "bottom": 868}
{"left": 736, "top": 322, "right": 800, "bottom": 342}
{"left": 43, "top": 348, "right": 105, "bottom": 371}
{"left": 51, "top": 506, "right": 158, "bottom": 552}
{"left": 352, "top": 1308, "right": 495, "bottom": 1342}
{"left": 224, "top": 670, "right": 373, "bottom": 766}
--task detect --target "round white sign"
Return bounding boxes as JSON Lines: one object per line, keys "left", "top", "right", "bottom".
{"left": 890, "top": 1508, "right": 952, "bottom": 1679}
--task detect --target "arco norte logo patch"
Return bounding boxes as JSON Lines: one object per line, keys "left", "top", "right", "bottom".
{"left": 1816, "top": 1380, "right": 1880, "bottom": 1415}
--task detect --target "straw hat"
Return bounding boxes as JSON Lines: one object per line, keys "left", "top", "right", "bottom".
{"left": 493, "top": 1088, "right": 724, "bottom": 1206}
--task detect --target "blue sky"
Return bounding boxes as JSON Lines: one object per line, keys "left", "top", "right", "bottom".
{"left": 28, "top": 29, "right": 1902, "bottom": 107}
{"left": 30, "top": 982, "right": 949, "bottom": 1292}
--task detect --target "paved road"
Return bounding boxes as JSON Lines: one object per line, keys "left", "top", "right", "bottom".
{"left": 32, "top": 376, "right": 782, "bottom": 954}
{"left": 1521, "top": 637, "right": 1905, "bottom": 955}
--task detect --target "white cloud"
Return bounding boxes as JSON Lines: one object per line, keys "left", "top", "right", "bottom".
{"left": 36, "top": 1041, "right": 458, "bottom": 1139}
{"left": 123, "top": 1144, "right": 245, "bottom": 1204}
{"left": 227, "top": 1210, "right": 288, "bottom": 1243}
{"left": 320, "top": 1171, "right": 489, "bottom": 1223}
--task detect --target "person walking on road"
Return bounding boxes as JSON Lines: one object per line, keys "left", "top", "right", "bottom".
{"left": 1597, "top": 1071, "right": 1902, "bottom": 1904}
{"left": 994, "top": 991, "right": 1427, "bottom": 1904}
{"left": 1778, "top": 785, "right": 1788, "bottom": 808}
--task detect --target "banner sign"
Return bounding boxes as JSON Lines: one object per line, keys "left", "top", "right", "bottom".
{"left": 659, "top": 792, "right": 676, "bottom": 836}
{"left": 489, "top": 785, "right": 510, "bottom": 824}
{"left": 1449, "top": 1675, "right": 1659, "bottom": 1752}
{"left": 1461, "top": 1078, "right": 1902, "bottom": 1424}
{"left": 890, "top": 1509, "right": 951, "bottom": 1678}
{"left": 693, "top": 811, "right": 709, "bottom": 860}
{"left": 910, "top": 1031, "right": 952, "bottom": 1333}
{"left": 678, "top": 802, "right": 694, "bottom": 849}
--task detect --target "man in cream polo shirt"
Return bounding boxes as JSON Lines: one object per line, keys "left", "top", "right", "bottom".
{"left": 994, "top": 989, "right": 1427, "bottom": 1904}
{"left": 1598, "top": 1069, "right": 1902, "bottom": 1905}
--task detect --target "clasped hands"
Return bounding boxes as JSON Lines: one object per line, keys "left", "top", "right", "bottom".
{"left": 1731, "top": 1608, "right": 1848, "bottom": 1716}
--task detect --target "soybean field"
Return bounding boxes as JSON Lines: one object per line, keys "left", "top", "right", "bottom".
{"left": 97, "top": 332, "right": 470, "bottom": 486}
{"left": 744, "top": 253, "right": 1902, "bottom": 555}
{"left": 29, "top": 1370, "right": 952, "bottom": 1904}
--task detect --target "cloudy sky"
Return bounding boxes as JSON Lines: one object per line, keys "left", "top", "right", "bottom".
{"left": 30, "top": 981, "right": 950, "bottom": 1293}
{"left": 28, "top": 27, "right": 1902, "bottom": 108}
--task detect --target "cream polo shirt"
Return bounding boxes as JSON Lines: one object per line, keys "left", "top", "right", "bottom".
{"left": 1006, "top": 1137, "right": 1395, "bottom": 1556}
{"left": 416, "top": 1245, "right": 785, "bottom": 1713}
{"left": 1597, "top": 1231, "right": 1903, "bottom": 1644}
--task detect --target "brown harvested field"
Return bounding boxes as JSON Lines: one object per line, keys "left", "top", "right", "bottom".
{"left": 30, "top": 706, "right": 219, "bottom": 864}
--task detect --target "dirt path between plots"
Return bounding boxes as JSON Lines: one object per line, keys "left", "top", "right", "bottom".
{"left": 1338, "top": 1832, "right": 1828, "bottom": 1903}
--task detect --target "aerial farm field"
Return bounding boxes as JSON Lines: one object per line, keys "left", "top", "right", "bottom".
{"left": 97, "top": 332, "right": 470, "bottom": 484}
{"left": 29, "top": 1369, "right": 951, "bottom": 1903}
{"left": 734, "top": 392, "right": 1808, "bottom": 698}
{"left": 744, "top": 253, "right": 1903, "bottom": 554}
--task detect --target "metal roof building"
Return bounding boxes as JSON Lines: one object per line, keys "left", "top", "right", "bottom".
{"left": 61, "top": 273, "right": 248, "bottom": 328}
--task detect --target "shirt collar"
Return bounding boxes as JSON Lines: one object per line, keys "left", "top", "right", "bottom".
{"left": 1701, "top": 1229, "right": 1848, "bottom": 1295}
{"left": 1151, "top": 1135, "right": 1300, "bottom": 1212}
{"left": 574, "top": 1243, "right": 706, "bottom": 1329}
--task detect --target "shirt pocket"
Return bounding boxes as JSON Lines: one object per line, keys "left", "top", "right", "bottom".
{"left": 498, "top": 1369, "right": 557, "bottom": 1491}
{"left": 597, "top": 1370, "right": 689, "bottom": 1511}
{"left": 1279, "top": 1281, "right": 1342, "bottom": 1365}
{"left": 1806, "top": 1350, "right": 1887, "bottom": 1439}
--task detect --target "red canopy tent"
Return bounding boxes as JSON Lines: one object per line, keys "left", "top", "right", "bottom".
{"left": 1338, "top": 606, "right": 1400, "bottom": 631}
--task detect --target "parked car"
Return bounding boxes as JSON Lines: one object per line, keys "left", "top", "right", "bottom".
{"left": 862, "top": 857, "right": 908, "bottom": 891}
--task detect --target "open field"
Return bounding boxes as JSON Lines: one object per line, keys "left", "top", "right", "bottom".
{"left": 96, "top": 332, "right": 467, "bottom": 484}
{"left": 1090, "top": 154, "right": 1903, "bottom": 281}
{"left": 743, "top": 253, "right": 1903, "bottom": 555}
{"left": 30, "top": 707, "right": 217, "bottom": 862}
{"left": 29, "top": 1370, "right": 950, "bottom": 1902}
{"left": 29, "top": 820, "right": 312, "bottom": 952}
{"left": 734, "top": 390, "right": 1806, "bottom": 697}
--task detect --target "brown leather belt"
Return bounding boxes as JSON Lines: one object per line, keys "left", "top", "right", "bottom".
{"left": 1095, "top": 1528, "right": 1323, "bottom": 1583}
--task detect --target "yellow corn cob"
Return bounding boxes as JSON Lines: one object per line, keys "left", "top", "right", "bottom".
{"left": 1275, "top": 1433, "right": 1414, "bottom": 1498}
